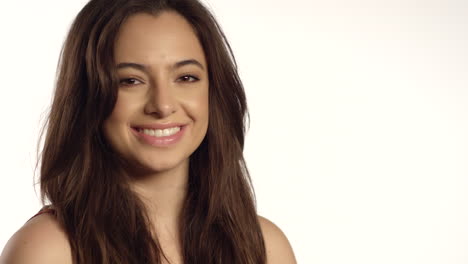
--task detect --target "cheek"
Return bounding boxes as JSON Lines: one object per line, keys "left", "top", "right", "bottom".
{"left": 180, "top": 87, "right": 209, "bottom": 121}
{"left": 193, "top": 91, "right": 209, "bottom": 125}
{"left": 197, "top": 92, "right": 209, "bottom": 119}
{"left": 110, "top": 96, "right": 131, "bottom": 121}
{"left": 103, "top": 93, "right": 137, "bottom": 138}
{"left": 109, "top": 91, "right": 143, "bottom": 122}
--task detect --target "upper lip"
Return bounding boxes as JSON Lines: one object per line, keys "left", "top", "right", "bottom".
{"left": 132, "top": 123, "right": 186, "bottom": 130}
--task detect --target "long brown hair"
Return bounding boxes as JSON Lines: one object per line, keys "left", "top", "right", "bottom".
{"left": 37, "top": 0, "right": 266, "bottom": 263}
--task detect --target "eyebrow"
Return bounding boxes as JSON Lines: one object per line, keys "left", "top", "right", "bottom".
{"left": 116, "top": 59, "right": 205, "bottom": 73}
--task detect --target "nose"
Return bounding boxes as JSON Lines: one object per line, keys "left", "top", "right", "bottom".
{"left": 144, "top": 80, "right": 176, "bottom": 118}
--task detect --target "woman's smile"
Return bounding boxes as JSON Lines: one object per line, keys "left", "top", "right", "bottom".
{"left": 130, "top": 124, "right": 188, "bottom": 147}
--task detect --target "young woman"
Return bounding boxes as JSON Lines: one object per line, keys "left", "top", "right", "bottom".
{"left": 0, "top": 0, "right": 296, "bottom": 263}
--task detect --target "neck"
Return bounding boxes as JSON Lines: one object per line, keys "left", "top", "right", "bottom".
{"left": 129, "top": 159, "right": 189, "bottom": 229}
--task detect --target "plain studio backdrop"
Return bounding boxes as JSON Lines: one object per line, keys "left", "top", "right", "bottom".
{"left": 0, "top": 0, "right": 467, "bottom": 263}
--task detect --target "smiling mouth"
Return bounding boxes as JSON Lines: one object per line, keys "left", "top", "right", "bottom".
{"left": 134, "top": 126, "right": 182, "bottom": 137}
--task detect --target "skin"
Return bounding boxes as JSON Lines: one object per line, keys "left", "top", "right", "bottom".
{"left": 0, "top": 11, "right": 297, "bottom": 264}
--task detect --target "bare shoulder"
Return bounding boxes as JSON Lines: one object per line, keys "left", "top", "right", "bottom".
{"left": 0, "top": 213, "right": 73, "bottom": 264}
{"left": 257, "top": 215, "right": 297, "bottom": 264}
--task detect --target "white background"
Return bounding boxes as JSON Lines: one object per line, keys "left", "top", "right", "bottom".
{"left": 1, "top": 0, "right": 467, "bottom": 263}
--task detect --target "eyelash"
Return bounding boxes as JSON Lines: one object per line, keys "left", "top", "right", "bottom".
{"left": 119, "top": 78, "right": 142, "bottom": 86}
{"left": 118, "top": 75, "right": 200, "bottom": 86}
{"left": 177, "top": 75, "right": 200, "bottom": 83}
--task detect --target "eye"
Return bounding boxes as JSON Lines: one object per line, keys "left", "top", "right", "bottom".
{"left": 177, "top": 75, "right": 200, "bottom": 83}
{"left": 119, "top": 78, "right": 142, "bottom": 86}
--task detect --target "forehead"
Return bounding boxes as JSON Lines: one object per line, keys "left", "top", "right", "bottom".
{"left": 114, "top": 11, "right": 206, "bottom": 67}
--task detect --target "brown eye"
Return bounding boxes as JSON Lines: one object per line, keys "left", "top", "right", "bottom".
{"left": 119, "top": 78, "right": 142, "bottom": 86}
{"left": 177, "top": 75, "right": 199, "bottom": 83}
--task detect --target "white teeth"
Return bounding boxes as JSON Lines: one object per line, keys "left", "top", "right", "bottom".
{"left": 156, "top": 130, "right": 163, "bottom": 137}
{"left": 140, "top": 127, "right": 181, "bottom": 137}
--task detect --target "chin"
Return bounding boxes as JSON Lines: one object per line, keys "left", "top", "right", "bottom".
{"left": 136, "top": 155, "right": 189, "bottom": 174}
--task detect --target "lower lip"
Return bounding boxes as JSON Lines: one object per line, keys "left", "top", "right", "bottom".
{"left": 131, "top": 126, "right": 186, "bottom": 147}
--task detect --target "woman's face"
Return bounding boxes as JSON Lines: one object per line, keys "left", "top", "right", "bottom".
{"left": 103, "top": 11, "right": 209, "bottom": 175}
